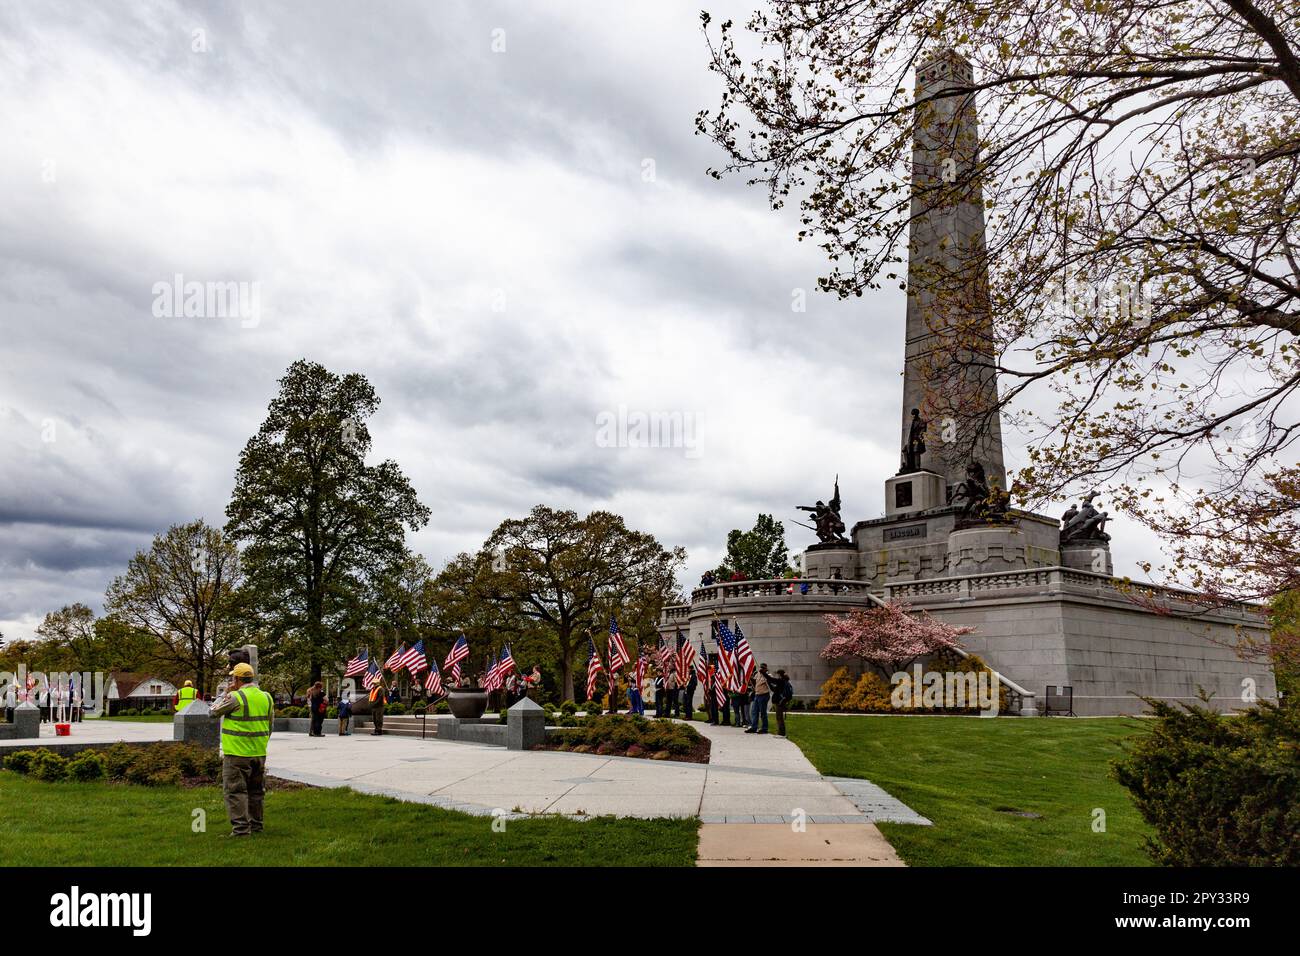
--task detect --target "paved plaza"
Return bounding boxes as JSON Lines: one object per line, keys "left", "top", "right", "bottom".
{"left": 17, "top": 717, "right": 928, "bottom": 864}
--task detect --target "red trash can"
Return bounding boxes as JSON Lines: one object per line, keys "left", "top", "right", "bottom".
{"left": 54, "top": 723, "right": 71, "bottom": 736}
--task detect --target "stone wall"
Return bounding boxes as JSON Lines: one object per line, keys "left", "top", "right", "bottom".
{"left": 851, "top": 509, "right": 1061, "bottom": 587}
{"left": 884, "top": 573, "right": 1274, "bottom": 716}
{"left": 659, "top": 581, "right": 879, "bottom": 702}
{"left": 660, "top": 568, "right": 1276, "bottom": 714}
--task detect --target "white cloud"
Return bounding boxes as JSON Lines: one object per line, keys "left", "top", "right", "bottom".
{"left": 0, "top": 0, "right": 1163, "bottom": 641}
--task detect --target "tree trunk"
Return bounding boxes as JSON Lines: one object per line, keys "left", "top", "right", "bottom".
{"left": 559, "top": 630, "right": 576, "bottom": 702}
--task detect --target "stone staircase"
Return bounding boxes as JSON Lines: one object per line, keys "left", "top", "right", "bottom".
{"left": 354, "top": 714, "right": 437, "bottom": 739}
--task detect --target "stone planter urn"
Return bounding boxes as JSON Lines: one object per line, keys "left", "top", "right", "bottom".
{"left": 447, "top": 686, "right": 488, "bottom": 720}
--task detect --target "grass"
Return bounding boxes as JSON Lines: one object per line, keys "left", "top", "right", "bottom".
{"left": 785, "top": 714, "right": 1155, "bottom": 866}
{"left": 0, "top": 772, "right": 699, "bottom": 866}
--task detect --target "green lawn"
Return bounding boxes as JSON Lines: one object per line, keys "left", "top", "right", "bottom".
{"left": 0, "top": 772, "right": 699, "bottom": 866}
{"left": 785, "top": 714, "right": 1154, "bottom": 866}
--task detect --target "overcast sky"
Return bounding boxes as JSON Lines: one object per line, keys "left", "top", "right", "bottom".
{"left": 0, "top": 0, "right": 1167, "bottom": 642}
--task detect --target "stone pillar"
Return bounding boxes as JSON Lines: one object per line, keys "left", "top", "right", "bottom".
{"left": 173, "top": 699, "right": 220, "bottom": 750}
{"left": 506, "top": 697, "right": 546, "bottom": 751}
{"left": 11, "top": 700, "right": 40, "bottom": 739}
{"left": 900, "top": 49, "right": 1005, "bottom": 495}
{"left": 945, "top": 526, "right": 1028, "bottom": 575}
{"left": 885, "top": 470, "right": 945, "bottom": 516}
{"left": 803, "top": 545, "right": 858, "bottom": 581}
{"left": 1060, "top": 541, "right": 1113, "bottom": 576}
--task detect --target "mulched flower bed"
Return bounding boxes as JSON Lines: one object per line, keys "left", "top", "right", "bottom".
{"left": 533, "top": 714, "right": 711, "bottom": 764}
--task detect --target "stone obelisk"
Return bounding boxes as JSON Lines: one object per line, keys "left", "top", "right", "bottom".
{"left": 899, "top": 48, "right": 1005, "bottom": 499}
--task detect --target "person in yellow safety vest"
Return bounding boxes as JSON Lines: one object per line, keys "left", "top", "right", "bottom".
{"left": 176, "top": 680, "right": 197, "bottom": 713}
{"left": 209, "top": 662, "right": 274, "bottom": 837}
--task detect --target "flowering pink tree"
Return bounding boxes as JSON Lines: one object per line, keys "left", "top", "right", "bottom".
{"left": 821, "top": 601, "right": 974, "bottom": 678}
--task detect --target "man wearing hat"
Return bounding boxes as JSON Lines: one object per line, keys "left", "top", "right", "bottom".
{"left": 176, "top": 679, "right": 198, "bottom": 713}
{"left": 210, "top": 661, "right": 275, "bottom": 837}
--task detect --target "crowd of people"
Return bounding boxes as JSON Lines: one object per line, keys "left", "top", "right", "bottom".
{"left": 612, "top": 658, "right": 794, "bottom": 736}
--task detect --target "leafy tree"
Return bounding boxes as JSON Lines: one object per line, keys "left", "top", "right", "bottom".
{"left": 225, "top": 360, "right": 430, "bottom": 683}
{"left": 699, "top": 1, "right": 1300, "bottom": 603}
{"left": 1268, "top": 591, "right": 1300, "bottom": 701}
{"left": 714, "top": 514, "right": 789, "bottom": 580}
{"left": 32, "top": 606, "right": 161, "bottom": 676}
{"left": 89, "top": 616, "right": 167, "bottom": 674}
{"left": 1113, "top": 696, "right": 1300, "bottom": 865}
{"left": 104, "top": 520, "right": 243, "bottom": 693}
{"left": 35, "top": 604, "right": 98, "bottom": 669}
{"left": 820, "top": 600, "right": 973, "bottom": 679}
{"left": 437, "top": 505, "right": 684, "bottom": 700}
{"left": 0, "top": 638, "right": 65, "bottom": 674}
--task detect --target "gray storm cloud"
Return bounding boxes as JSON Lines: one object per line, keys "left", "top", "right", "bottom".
{"left": 0, "top": 0, "right": 1160, "bottom": 641}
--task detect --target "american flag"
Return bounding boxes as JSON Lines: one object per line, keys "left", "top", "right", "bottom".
{"left": 385, "top": 643, "right": 406, "bottom": 671}
{"left": 715, "top": 619, "right": 738, "bottom": 692}
{"left": 695, "top": 639, "right": 708, "bottom": 686}
{"left": 362, "top": 658, "right": 381, "bottom": 690}
{"left": 676, "top": 630, "right": 695, "bottom": 684}
{"left": 585, "top": 636, "right": 604, "bottom": 700}
{"left": 483, "top": 646, "right": 516, "bottom": 693}
{"left": 497, "top": 645, "right": 516, "bottom": 682}
{"left": 423, "top": 660, "right": 445, "bottom": 698}
{"left": 608, "top": 616, "right": 631, "bottom": 672}
{"left": 633, "top": 646, "right": 648, "bottom": 686}
{"left": 444, "top": 634, "right": 470, "bottom": 682}
{"left": 656, "top": 634, "right": 673, "bottom": 676}
{"left": 733, "top": 623, "right": 756, "bottom": 689}
{"left": 710, "top": 660, "right": 727, "bottom": 708}
{"left": 398, "top": 639, "right": 428, "bottom": 676}
{"left": 344, "top": 648, "right": 369, "bottom": 677}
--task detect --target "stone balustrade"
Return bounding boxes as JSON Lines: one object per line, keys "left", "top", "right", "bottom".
{"left": 687, "top": 578, "right": 878, "bottom": 606}
{"left": 882, "top": 565, "right": 1263, "bottom": 621}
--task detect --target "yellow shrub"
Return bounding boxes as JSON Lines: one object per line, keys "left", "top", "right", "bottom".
{"left": 816, "top": 666, "right": 856, "bottom": 710}
{"left": 845, "top": 671, "right": 894, "bottom": 712}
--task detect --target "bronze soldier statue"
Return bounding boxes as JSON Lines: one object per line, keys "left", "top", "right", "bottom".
{"left": 797, "top": 476, "right": 848, "bottom": 544}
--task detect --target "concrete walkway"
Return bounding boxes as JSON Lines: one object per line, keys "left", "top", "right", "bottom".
{"left": 21, "top": 717, "right": 924, "bottom": 865}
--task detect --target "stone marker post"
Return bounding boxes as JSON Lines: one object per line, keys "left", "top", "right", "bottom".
{"left": 506, "top": 697, "right": 546, "bottom": 751}
{"left": 174, "top": 698, "right": 220, "bottom": 750}
{"left": 11, "top": 700, "right": 40, "bottom": 739}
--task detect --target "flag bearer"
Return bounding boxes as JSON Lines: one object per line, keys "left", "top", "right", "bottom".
{"left": 210, "top": 662, "right": 274, "bottom": 837}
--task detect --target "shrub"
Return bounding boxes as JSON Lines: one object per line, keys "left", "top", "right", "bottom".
{"left": 100, "top": 742, "right": 135, "bottom": 779}
{"left": 1112, "top": 697, "right": 1300, "bottom": 866}
{"left": 4, "top": 750, "right": 38, "bottom": 774}
{"left": 560, "top": 700, "right": 578, "bottom": 716}
{"left": 30, "top": 751, "right": 68, "bottom": 782}
{"left": 816, "top": 666, "right": 857, "bottom": 710}
{"left": 66, "top": 750, "right": 106, "bottom": 781}
{"left": 584, "top": 697, "right": 602, "bottom": 715}
{"left": 326, "top": 706, "right": 339, "bottom": 718}
{"left": 388, "top": 703, "right": 407, "bottom": 716}
{"left": 549, "top": 714, "right": 703, "bottom": 761}
{"left": 433, "top": 700, "right": 450, "bottom": 714}
{"left": 125, "top": 748, "right": 181, "bottom": 786}
{"left": 845, "top": 672, "right": 895, "bottom": 712}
